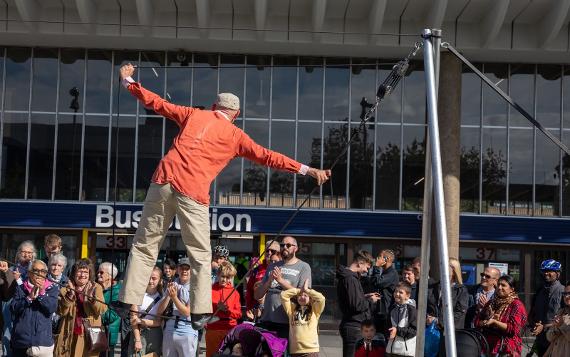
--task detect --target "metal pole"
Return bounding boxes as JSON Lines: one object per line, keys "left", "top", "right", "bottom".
{"left": 415, "top": 28, "right": 441, "bottom": 356}
{"left": 422, "top": 28, "right": 457, "bottom": 357}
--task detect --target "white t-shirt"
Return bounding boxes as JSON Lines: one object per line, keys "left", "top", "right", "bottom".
{"left": 138, "top": 291, "right": 161, "bottom": 320}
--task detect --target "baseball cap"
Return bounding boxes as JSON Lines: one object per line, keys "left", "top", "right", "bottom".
{"left": 215, "top": 93, "right": 240, "bottom": 111}
{"left": 178, "top": 257, "right": 191, "bottom": 267}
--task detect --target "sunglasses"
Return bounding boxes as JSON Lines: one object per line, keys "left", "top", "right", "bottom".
{"left": 280, "top": 243, "right": 296, "bottom": 249}
{"left": 480, "top": 273, "right": 494, "bottom": 279}
{"left": 563, "top": 292, "right": 570, "bottom": 297}
{"left": 31, "top": 268, "right": 48, "bottom": 277}
{"left": 267, "top": 249, "right": 279, "bottom": 255}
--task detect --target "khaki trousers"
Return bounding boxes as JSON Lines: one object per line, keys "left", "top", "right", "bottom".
{"left": 119, "top": 183, "right": 212, "bottom": 314}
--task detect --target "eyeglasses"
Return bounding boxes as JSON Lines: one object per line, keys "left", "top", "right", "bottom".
{"left": 562, "top": 292, "right": 570, "bottom": 297}
{"left": 480, "top": 273, "right": 494, "bottom": 279}
{"left": 20, "top": 251, "right": 34, "bottom": 255}
{"left": 280, "top": 243, "right": 296, "bottom": 249}
{"left": 267, "top": 249, "right": 279, "bottom": 255}
{"left": 31, "top": 268, "right": 48, "bottom": 277}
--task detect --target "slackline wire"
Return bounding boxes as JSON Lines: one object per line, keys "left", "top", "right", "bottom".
{"left": 0, "top": 41, "right": 422, "bottom": 324}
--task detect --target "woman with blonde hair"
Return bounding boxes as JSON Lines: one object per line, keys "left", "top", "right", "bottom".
{"left": 427, "top": 257, "right": 469, "bottom": 329}
{"left": 54, "top": 258, "right": 107, "bottom": 357}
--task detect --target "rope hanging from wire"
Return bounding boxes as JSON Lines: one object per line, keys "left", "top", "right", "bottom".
{"left": 0, "top": 41, "right": 422, "bottom": 325}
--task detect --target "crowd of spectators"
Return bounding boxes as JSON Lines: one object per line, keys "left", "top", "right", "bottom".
{"left": 336, "top": 250, "right": 568, "bottom": 357}
{"left": 0, "top": 235, "right": 324, "bottom": 357}
{"left": 1, "top": 234, "right": 569, "bottom": 357}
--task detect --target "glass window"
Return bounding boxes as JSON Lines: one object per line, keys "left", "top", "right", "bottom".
{"left": 325, "top": 58, "right": 349, "bottom": 121}
{"left": 460, "top": 126, "right": 480, "bottom": 213}
{"left": 272, "top": 56, "right": 297, "bottom": 119}
{"left": 377, "top": 63, "right": 402, "bottom": 123}
{"left": 5, "top": 47, "right": 31, "bottom": 111}
{"left": 245, "top": 56, "right": 270, "bottom": 118}
{"left": 86, "top": 50, "right": 112, "bottom": 114}
{"left": 563, "top": 66, "right": 570, "bottom": 216}
{"left": 192, "top": 54, "right": 218, "bottom": 108}
{"left": 112, "top": 51, "right": 139, "bottom": 115}
{"left": 58, "top": 49, "right": 85, "bottom": 114}
{"left": 510, "top": 64, "right": 535, "bottom": 128}
{"left": 403, "top": 62, "right": 425, "bottom": 124}
{"left": 54, "top": 112, "right": 82, "bottom": 200}
{"left": 322, "top": 122, "right": 348, "bottom": 209}
{"left": 269, "top": 120, "right": 295, "bottom": 207}
{"left": 109, "top": 115, "right": 136, "bottom": 202}
{"left": 401, "top": 125, "right": 426, "bottom": 211}
{"left": 136, "top": 116, "right": 163, "bottom": 202}
{"left": 351, "top": 59, "right": 377, "bottom": 123}
{"left": 481, "top": 127, "right": 507, "bottom": 214}
{"left": 296, "top": 121, "right": 321, "bottom": 207}
{"left": 508, "top": 128, "right": 533, "bottom": 215}
{"left": 31, "top": 48, "right": 58, "bottom": 112}
{"left": 536, "top": 65, "right": 562, "bottom": 216}
{"left": 563, "top": 128, "right": 570, "bottom": 216}
{"left": 28, "top": 114, "right": 55, "bottom": 199}
{"left": 217, "top": 55, "right": 245, "bottom": 205}
{"left": 376, "top": 124, "right": 401, "bottom": 210}
{"left": 483, "top": 63, "right": 508, "bottom": 127}
{"left": 536, "top": 130, "right": 560, "bottom": 216}
{"left": 139, "top": 51, "right": 165, "bottom": 116}
{"left": 0, "top": 113, "right": 28, "bottom": 198}
{"left": 299, "top": 57, "right": 323, "bottom": 121}
{"left": 166, "top": 51, "right": 191, "bottom": 106}
{"left": 242, "top": 119, "right": 269, "bottom": 206}
{"left": 83, "top": 115, "right": 109, "bottom": 201}
{"left": 348, "top": 122, "right": 374, "bottom": 209}
{"left": 461, "top": 63, "right": 482, "bottom": 126}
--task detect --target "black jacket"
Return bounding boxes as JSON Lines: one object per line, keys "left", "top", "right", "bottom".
{"left": 336, "top": 265, "right": 371, "bottom": 325}
{"left": 363, "top": 265, "right": 399, "bottom": 314}
{"left": 428, "top": 281, "right": 469, "bottom": 329}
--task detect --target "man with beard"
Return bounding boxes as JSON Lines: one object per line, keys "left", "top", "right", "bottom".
{"left": 254, "top": 236, "right": 311, "bottom": 339}
{"left": 528, "top": 259, "right": 565, "bottom": 356}
{"left": 336, "top": 250, "right": 376, "bottom": 357}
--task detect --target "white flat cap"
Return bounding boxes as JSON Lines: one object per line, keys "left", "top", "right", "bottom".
{"left": 215, "top": 93, "right": 240, "bottom": 110}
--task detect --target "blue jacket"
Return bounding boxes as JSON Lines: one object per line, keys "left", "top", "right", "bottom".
{"left": 10, "top": 282, "right": 59, "bottom": 348}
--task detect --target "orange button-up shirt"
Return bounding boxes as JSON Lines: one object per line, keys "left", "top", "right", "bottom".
{"left": 127, "top": 82, "right": 303, "bottom": 206}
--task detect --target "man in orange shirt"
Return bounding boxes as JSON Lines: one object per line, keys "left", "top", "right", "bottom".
{"left": 118, "top": 63, "right": 331, "bottom": 329}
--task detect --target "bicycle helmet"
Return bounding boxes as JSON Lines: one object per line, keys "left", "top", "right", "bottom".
{"left": 213, "top": 245, "right": 230, "bottom": 258}
{"left": 540, "top": 259, "right": 561, "bottom": 272}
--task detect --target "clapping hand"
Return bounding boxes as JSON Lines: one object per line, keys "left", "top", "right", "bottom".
{"left": 66, "top": 281, "right": 76, "bottom": 300}
{"left": 271, "top": 267, "right": 283, "bottom": 284}
{"left": 167, "top": 282, "right": 177, "bottom": 299}
{"left": 0, "top": 261, "right": 8, "bottom": 273}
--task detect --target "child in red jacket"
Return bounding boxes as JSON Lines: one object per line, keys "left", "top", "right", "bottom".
{"left": 355, "top": 319, "right": 386, "bottom": 357}
{"left": 206, "top": 261, "right": 242, "bottom": 357}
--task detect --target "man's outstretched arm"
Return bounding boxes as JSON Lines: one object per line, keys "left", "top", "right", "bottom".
{"left": 120, "top": 63, "right": 193, "bottom": 126}
{"left": 237, "top": 131, "right": 331, "bottom": 185}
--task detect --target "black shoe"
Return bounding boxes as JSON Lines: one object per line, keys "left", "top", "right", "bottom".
{"left": 190, "top": 313, "right": 219, "bottom": 330}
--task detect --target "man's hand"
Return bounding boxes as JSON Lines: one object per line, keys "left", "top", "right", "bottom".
{"left": 388, "top": 327, "right": 397, "bottom": 339}
{"left": 375, "top": 255, "right": 386, "bottom": 268}
{"left": 307, "top": 168, "right": 331, "bottom": 186}
{"left": 120, "top": 63, "right": 136, "bottom": 80}
{"left": 13, "top": 270, "right": 21, "bottom": 281}
{"left": 531, "top": 321, "right": 543, "bottom": 335}
{"left": 271, "top": 267, "right": 283, "bottom": 285}
{"left": 477, "top": 294, "right": 489, "bottom": 309}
